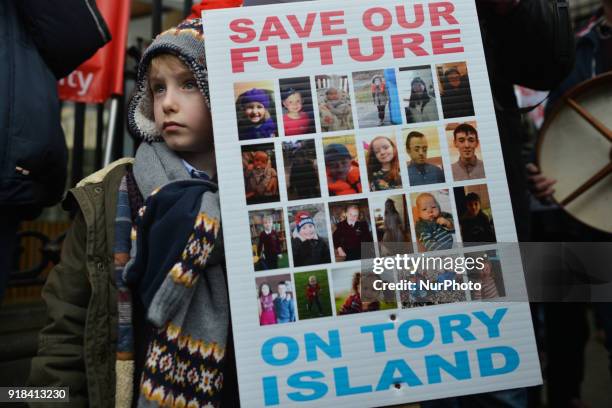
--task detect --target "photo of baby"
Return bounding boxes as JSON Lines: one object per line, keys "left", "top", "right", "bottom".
{"left": 287, "top": 204, "right": 332, "bottom": 267}
{"left": 294, "top": 269, "right": 333, "bottom": 319}
{"left": 436, "top": 62, "right": 475, "bottom": 119}
{"left": 323, "top": 135, "right": 362, "bottom": 196}
{"left": 454, "top": 184, "right": 496, "bottom": 244}
{"left": 410, "top": 190, "right": 456, "bottom": 252}
{"left": 242, "top": 143, "right": 279, "bottom": 205}
{"left": 397, "top": 65, "right": 439, "bottom": 124}
{"left": 315, "top": 75, "right": 354, "bottom": 132}
{"left": 329, "top": 199, "right": 375, "bottom": 262}
{"left": 352, "top": 69, "right": 402, "bottom": 128}
{"left": 279, "top": 77, "right": 316, "bottom": 136}
{"left": 370, "top": 194, "right": 412, "bottom": 256}
{"left": 235, "top": 81, "right": 278, "bottom": 140}
{"left": 467, "top": 251, "right": 506, "bottom": 300}
{"left": 282, "top": 139, "right": 320, "bottom": 200}
{"left": 398, "top": 266, "right": 467, "bottom": 308}
{"left": 446, "top": 121, "right": 486, "bottom": 181}
{"left": 332, "top": 268, "right": 396, "bottom": 315}
{"left": 256, "top": 274, "right": 296, "bottom": 325}
{"left": 248, "top": 209, "right": 288, "bottom": 271}
{"left": 364, "top": 134, "right": 403, "bottom": 191}
{"left": 404, "top": 127, "right": 446, "bottom": 186}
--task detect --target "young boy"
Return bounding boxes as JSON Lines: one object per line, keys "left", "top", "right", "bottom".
{"left": 415, "top": 193, "right": 455, "bottom": 251}
{"left": 324, "top": 143, "right": 362, "bottom": 196}
{"left": 257, "top": 214, "right": 282, "bottom": 270}
{"left": 274, "top": 281, "right": 296, "bottom": 323}
{"left": 28, "top": 19, "right": 237, "bottom": 407}
{"left": 459, "top": 192, "right": 496, "bottom": 243}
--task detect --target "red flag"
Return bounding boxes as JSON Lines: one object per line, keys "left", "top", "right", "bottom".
{"left": 58, "top": 0, "right": 130, "bottom": 103}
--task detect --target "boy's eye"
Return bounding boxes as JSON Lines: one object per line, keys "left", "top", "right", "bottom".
{"left": 151, "top": 84, "right": 165, "bottom": 94}
{"left": 183, "top": 80, "right": 197, "bottom": 90}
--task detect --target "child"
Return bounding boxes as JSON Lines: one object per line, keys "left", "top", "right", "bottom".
{"left": 282, "top": 88, "right": 314, "bottom": 136}
{"left": 366, "top": 136, "right": 402, "bottom": 191}
{"left": 371, "top": 75, "right": 389, "bottom": 126}
{"left": 257, "top": 215, "right": 282, "bottom": 270}
{"left": 259, "top": 282, "right": 277, "bottom": 325}
{"left": 305, "top": 275, "right": 323, "bottom": 316}
{"left": 324, "top": 143, "right": 362, "bottom": 196}
{"left": 28, "top": 19, "right": 237, "bottom": 407}
{"left": 237, "top": 88, "right": 277, "bottom": 140}
{"left": 404, "top": 76, "right": 438, "bottom": 123}
{"left": 320, "top": 87, "right": 352, "bottom": 131}
{"left": 291, "top": 211, "right": 331, "bottom": 267}
{"left": 287, "top": 142, "right": 320, "bottom": 199}
{"left": 459, "top": 192, "right": 496, "bottom": 243}
{"left": 274, "top": 281, "right": 296, "bottom": 323}
{"left": 415, "top": 193, "right": 455, "bottom": 251}
{"left": 339, "top": 272, "right": 362, "bottom": 314}
{"left": 471, "top": 259, "right": 500, "bottom": 300}
{"left": 244, "top": 150, "right": 279, "bottom": 204}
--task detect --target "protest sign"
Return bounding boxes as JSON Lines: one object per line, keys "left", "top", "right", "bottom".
{"left": 203, "top": 1, "right": 540, "bottom": 406}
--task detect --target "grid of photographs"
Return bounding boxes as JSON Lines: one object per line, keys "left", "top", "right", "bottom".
{"left": 235, "top": 64, "right": 504, "bottom": 326}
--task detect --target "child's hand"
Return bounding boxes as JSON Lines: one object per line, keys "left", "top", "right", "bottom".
{"left": 267, "top": 177, "right": 278, "bottom": 193}
{"left": 337, "top": 247, "right": 347, "bottom": 258}
{"left": 436, "top": 217, "right": 452, "bottom": 229}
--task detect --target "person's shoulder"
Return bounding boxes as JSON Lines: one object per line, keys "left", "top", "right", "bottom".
{"left": 75, "top": 158, "right": 134, "bottom": 190}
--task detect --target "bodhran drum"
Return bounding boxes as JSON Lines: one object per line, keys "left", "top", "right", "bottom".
{"left": 538, "top": 72, "right": 612, "bottom": 234}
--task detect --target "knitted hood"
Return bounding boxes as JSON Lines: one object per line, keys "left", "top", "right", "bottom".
{"left": 127, "top": 18, "right": 209, "bottom": 142}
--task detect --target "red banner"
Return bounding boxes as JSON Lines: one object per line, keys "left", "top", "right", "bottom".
{"left": 58, "top": 0, "right": 130, "bottom": 103}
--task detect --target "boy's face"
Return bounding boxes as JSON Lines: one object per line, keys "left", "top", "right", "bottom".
{"left": 278, "top": 283, "right": 287, "bottom": 297}
{"left": 408, "top": 136, "right": 428, "bottom": 164}
{"left": 283, "top": 93, "right": 303, "bottom": 114}
{"left": 447, "top": 72, "right": 461, "bottom": 88}
{"left": 347, "top": 207, "right": 359, "bottom": 225}
{"left": 150, "top": 57, "right": 212, "bottom": 153}
{"left": 253, "top": 154, "right": 268, "bottom": 169}
{"left": 327, "top": 157, "right": 351, "bottom": 180}
{"left": 327, "top": 89, "right": 339, "bottom": 100}
{"left": 299, "top": 223, "right": 315, "bottom": 240}
{"left": 417, "top": 195, "right": 440, "bottom": 221}
{"left": 466, "top": 199, "right": 481, "bottom": 217}
{"left": 263, "top": 218, "right": 273, "bottom": 230}
{"left": 309, "top": 276, "right": 316, "bottom": 284}
{"left": 412, "top": 81, "right": 425, "bottom": 93}
{"left": 453, "top": 131, "right": 479, "bottom": 161}
{"left": 244, "top": 102, "right": 266, "bottom": 124}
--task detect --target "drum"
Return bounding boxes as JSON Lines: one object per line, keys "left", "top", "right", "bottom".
{"left": 538, "top": 72, "right": 612, "bottom": 234}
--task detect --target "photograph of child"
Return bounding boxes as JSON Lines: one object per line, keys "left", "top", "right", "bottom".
{"left": 436, "top": 62, "right": 475, "bottom": 119}
{"left": 446, "top": 122, "right": 486, "bottom": 181}
{"left": 288, "top": 204, "right": 332, "bottom": 267}
{"left": 454, "top": 184, "right": 496, "bottom": 244}
{"left": 256, "top": 274, "right": 296, "bottom": 325}
{"left": 467, "top": 251, "right": 506, "bottom": 300}
{"left": 332, "top": 268, "right": 396, "bottom": 315}
{"left": 371, "top": 194, "right": 412, "bottom": 256}
{"left": 242, "top": 143, "right": 279, "bottom": 204}
{"left": 315, "top": 75, "right": 354, "bottom": 132}
{"left": 397, "top": 65, "right": 439, "bottom": 124}
{"left": 329, "top": 200, "right": 374, "bottom": 262}
{"left": 404, "top": 127, "right": 446, "bottom": 186}
{"left": 352, "top": 69, "right": 402, "bottom": 128}
{"left": 364, "top": 134, "right": 403, "bottom": 191}
{"left": 279, "top": 77, "right": 316, "bottom": 136}
{"left": 294, "top": 270, "right": 333, "bottom": 319}
{"left": 282, "top": 139, "right": 320, "bottom": 200}
{"left": 399, "top": 266, "right": 467, "bottom": 307}
{"left": 410, "top": 190, "right": 456, "bottom": 251}
{"left": 323, "top": 136, "right": 362, "bottom": 196}
{"left": 235, "top": 81, "right": 278, "bottom": 140}
{"left": 248, "top": 209, "right": 288, "bottom": 271}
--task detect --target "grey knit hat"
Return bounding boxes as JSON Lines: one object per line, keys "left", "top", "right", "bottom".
{"left": 128, "top": 18, "right": 209, "bottom": 142}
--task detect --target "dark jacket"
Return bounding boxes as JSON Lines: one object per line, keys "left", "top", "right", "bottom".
{"left": 0, "top": 1, "right": 109, "bottom": 218}
{"left": 477, "top": 0, "right": 574, "bottom": 240}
